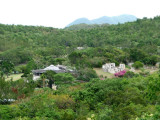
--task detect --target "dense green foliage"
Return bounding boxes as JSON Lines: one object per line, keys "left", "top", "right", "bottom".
{"left": 54, "top": 73, "right": 75, "bottom": 84}
{"left": 65, "top": 23, "right": 109, "bottom": 30}
{"left": 0, "top": 73, "right": 160, "bottom": 119}
{"left": 0, "top": 17, "right": 160, "bottom": 66}
{"left": 0, "top": 60, "right": 14, "bottom": 77}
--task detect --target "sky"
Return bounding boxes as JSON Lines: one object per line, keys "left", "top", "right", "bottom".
{"left": 0, "top": 0, "right": 160, "bottom": 28}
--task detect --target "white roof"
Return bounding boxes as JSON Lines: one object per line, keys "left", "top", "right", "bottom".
{"left": 43, "top": 65, "right": 60, "bottom": 71}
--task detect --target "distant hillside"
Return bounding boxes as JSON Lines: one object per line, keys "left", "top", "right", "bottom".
{"left": 67, "top": 14, "right": 137, "bottom": 27}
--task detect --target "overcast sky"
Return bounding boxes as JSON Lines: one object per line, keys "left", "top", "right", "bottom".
{"left": 0, "top": 0, "right": 160, "bottom": 28}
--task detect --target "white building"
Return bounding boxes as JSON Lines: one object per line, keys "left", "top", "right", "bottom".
{"left": 102, "top": 63, "right": 125, "bottom": 74}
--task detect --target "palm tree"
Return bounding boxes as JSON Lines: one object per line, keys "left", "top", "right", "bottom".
{"left": 40, "top": 74, "right": 46, "bottom": 88}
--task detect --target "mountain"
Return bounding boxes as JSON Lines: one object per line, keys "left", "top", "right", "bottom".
{"left": 66, "top": 14, "right": 137, "bottom": 27}
{"left": 67, "top": 18, "right": 92, "bottom": 27}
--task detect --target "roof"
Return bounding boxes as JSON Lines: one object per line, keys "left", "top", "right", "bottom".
{"left": 44, "top": 65, "right": 60, "bottom": 71}
{"left": 56, "top": 64, "right": 67, "bottom": 70}
{"left": 32, "top": 64, "right": 74, "bottom": 74}
{"left": 32, "top": 69, "right": 46, "bottom": 74}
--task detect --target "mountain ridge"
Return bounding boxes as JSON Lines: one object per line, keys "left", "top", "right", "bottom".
{"left": 66, "top": 14, "right": 137, "bottom": 27}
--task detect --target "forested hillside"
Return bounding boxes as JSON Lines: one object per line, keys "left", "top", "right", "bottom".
{"left": 0, "top": 17, "right": 160, "bottom": 65}
{"left": 65, "top": 23, "right": 109, "bottom": 30}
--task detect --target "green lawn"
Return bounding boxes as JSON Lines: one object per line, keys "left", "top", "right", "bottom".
{"left": 93, "top": 68, "right": 114, "bottom": 79}
{"left": 5, "top": 73, "right": 23, "bottom": 81}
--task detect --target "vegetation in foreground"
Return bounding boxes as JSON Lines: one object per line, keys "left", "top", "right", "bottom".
{"left": 0, "top": 71, "right": 160, "bottom": 120}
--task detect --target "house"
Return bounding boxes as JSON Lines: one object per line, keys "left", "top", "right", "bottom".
{"left": 102, "top": 63, "right": 125, "bottom": 74}
{"left": 32, "top": 65, "right": 74, "bottom": 80}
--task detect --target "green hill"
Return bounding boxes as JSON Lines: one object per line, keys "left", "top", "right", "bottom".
{"left": 0, "top": 17, "right": 160, "bottom": 65}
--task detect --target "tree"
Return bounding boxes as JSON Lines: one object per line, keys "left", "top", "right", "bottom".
{"left": 146, "top": 75, "right": 160, "bottom": 102}
{"left": 0, "top": 60, "right": 14, "bottom": 77}
{"left": 123, "top": 71, "right": 137, "bottom": 78}
{"left": 132, "top": 61, "right": 144, "bottom": 69}
{"left": 54, "top": 73, "right": 75, "bottom": 84}
{"left": 40, "top": 74, "right": 46, "bottom": 88}
{"left": 44, "top": 70, "right": 56, "bottom": 89}
{"left": 55, "top": 58, "right": 65, "bottom": 65}
{"left": 77, "top": 68, "right": 98, "bottom": 81}
{"left": 22, "top": 60, "right": 37, "bottom": 77}
{"left": 0, "top": 77, "right": 12, "bottom": 103}
{"left": 129, "top": 49, "right": 147, "bottom": 62}
{"left": 159, "top": 64, "right": 160, "bottom": 78}
{"left": 68, "top": 52, "right": 83, "bottom": 64}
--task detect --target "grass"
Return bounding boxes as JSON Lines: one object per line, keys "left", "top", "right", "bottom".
{"left": 5, "top": 73, "right": 23, "bottom": 81}
{"left": 93, "top": 68, "right": 114, "bottom": 79}
{"left": 133, "top": 67, "right": 158, "bottom": 74}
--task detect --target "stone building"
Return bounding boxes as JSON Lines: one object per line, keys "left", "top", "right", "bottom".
{"left": 102, "top": 63, "right": 125, "bottom": 74}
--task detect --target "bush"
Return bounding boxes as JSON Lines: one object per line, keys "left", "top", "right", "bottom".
{"left": 143, "top": 55, "right": 158, "bottom": 65}
{"left": 61, "top": 109, "right": 75, "bottom": 120}
{"left": 132, "top": 61, "right": 144, "bottom": 69}
{"left": 77, "top": 68, "right": 98, "bottom": 81}
{"left": 0, "top": 105, "right": 12, "bottom": 119}
{"left": 54, "top": 73, "right": 75, "bottom": 84}
{"left": 97, "top": 107, "right": 113, "bottom": 120}
{"left": 89, "top": 57, "right": 105, "bottom": 68}
{"left": 50, "top": 95, "right": 75, "bottom": 109}
{"left": 124, "top": 71, "right": 137, "bottom": 78}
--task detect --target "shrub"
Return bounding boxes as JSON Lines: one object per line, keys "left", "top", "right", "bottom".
{"left": 77, "top": 68, "right": 98, "bottom": 81}
{"left": 54, "top": 73, "right": 75, "bottom": 84}
{"left": 89, "top": 57, "right": 105, "bottom": 68}
{"left": 143, "top": 55, "right": 158, "bottom": 65}
{"left": 0, "top": 105, "right": 12, "bottom": 119}
{"left": 97, "top": 107, "right": 113, "bottom": 120}
{"left": 132, "top": 61, "right": 144, "bottom": 69}
{"left": 61, "top": 109, "right": 75, "bottom": 120}
{"left": 123, "top": 71, "right": 137, "bottom": 78}
{"left": 48, "top": 95, "right": 75, "bottom": 109}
